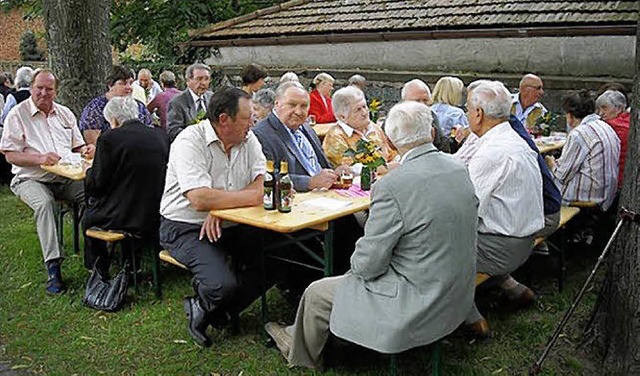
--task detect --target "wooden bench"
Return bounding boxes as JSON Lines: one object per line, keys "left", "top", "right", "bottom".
{"left": 159, "top": 250, "right": 187, "bottom": 270}
{"left": 532, "top": 206, "right": 581, "bottom": 291}
{"left": 85, "top": 228, "right": 162, "bottom": 299}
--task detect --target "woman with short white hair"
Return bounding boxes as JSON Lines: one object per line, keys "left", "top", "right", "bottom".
{"left": 1, "top": 66, "right": 34, "bottom": 124}
{"left": 596, "top": 89, "right": 629, "bottom": 188}
{"left": 322, "top": 86, "right": 397, "bottom": 175}
{"left": 309, "top": 72, "right": 336, "bottom": 123}
{"left": 103, "top": 96, "right": 140, "bottom": 128}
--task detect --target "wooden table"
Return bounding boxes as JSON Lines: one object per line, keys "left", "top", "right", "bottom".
{"left": 534, "top": 138, "right": 566, "bottom": 154}
{"left": 211, "top": 189, "right": 370, "bottom": 234}
{"left": 211, "top": 188, "right": 370, "bottom": 324}
{"left": 311, "top": 122, "right": 336, "bottom": 139}
{"left": 41, "top": 160, "right": 92, "bottom": 181}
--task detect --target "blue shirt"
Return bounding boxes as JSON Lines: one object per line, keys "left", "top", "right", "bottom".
{"left": 431, "top": 103, "right": 469, "bottom": 136}
{"left": 509, "top": 115, "right": 561, "bottom": 214}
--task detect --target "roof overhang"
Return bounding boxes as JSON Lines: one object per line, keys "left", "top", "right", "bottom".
{"left": 186, "top": 23, "right": 637, "bottom": 49}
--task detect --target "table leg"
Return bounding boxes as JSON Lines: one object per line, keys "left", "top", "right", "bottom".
{"left": 324, "top": 222, "right": 334, "bottom": 277}
{"left": 72, "top": 202, "right": 80, "bottom": 254}
{"left": 259, "top": 231, "right": 268, "bottom": 325}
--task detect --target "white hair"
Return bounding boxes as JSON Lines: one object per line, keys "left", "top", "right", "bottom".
{"left": 401, "top": 79, "right": 431, "bottom": 101}
{"left": 312, "top": 72, "right": 334, "bottom": 86}
{"left": 103, "top": 96, "right": 139, "bottom": 126}
{"left": 332, "top": 86, "right": 365, "bottom": 119}
{"left": 596, "top": 90, "right": 627, "bottom": 110}
{"left": 15, "top": 66, "right": 34, "bottom": 88}
{"left": 252, "top": 88, "right": 276, "bottom": 108}
{"left": 279, "top": 72, "right": 299, "bottom": 83}
{"left": 137, "top": 68, "right": 152, "bottom": 78}
{"left": 385, "top": 101, "right": 433, "bottom": 149}
{"left": 467, "top": 80, "right": 512, "bottom": 119}
{"left": 275, "top": 81, "right": 305, "bottom": 99}
{"left": 348, "top": 74, "right": 366, "bottom": 85}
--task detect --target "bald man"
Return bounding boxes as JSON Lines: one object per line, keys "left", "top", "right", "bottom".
{"left": 511, "top": 74, "right": 547, "bottom": 131}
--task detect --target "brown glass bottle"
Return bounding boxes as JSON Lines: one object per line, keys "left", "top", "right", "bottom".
{"left": 277, "top": 161, "right": 293, "bottom": 213}
{"left": 263, "top": 160, "right": 276, "bottom": 210}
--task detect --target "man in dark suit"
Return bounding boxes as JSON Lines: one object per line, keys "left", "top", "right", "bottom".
{"left": 253, "top": 82, "right": 362, "bottom": 277}
{"left": 83, "top": 96, "right": 170, "bottom": 272}
{"left": 253, "top": 82, "right": 346, "bottom": 191}
{"left": 167, "top": 63, "right": 213, "bottom": 142}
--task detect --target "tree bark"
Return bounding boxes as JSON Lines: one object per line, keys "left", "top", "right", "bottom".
{"left": 586, "top": 7, "right": 640, "bottom": 374}
{"left": 42, "top": 0, "right": 111, "bottom": 117}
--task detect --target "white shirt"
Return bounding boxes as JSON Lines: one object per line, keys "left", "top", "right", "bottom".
{"left": 467, "top": 122, "right": 544, "bottom": 237}
{"left": 160, "top": 119, "right": 266, "bottom": 224}
{"left": 0, "top": 98, "right": 85, "bottom": 182}
{"left": 511, "top": 93, "right": 547, "bottom": 126}
{"left": 132, "top": 80, "right": 162, "bottom": 103}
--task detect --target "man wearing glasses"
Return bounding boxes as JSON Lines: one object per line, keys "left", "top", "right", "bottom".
{"left": 511, "top": 73, "right": 547, "bottom": 131}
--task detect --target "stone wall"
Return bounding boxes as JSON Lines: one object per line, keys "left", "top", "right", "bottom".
{"left": 0, "top": 9, "right": 46, "bottom": 61}
{"left": 207, "top": 34, "right": 636, "bottom": 114}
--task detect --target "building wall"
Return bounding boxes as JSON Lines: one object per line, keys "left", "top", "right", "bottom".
{"left": 0, "top": 9, "right": 46, "bottom": 61}
{"left": 206, "top": 35, "right": 635, "bottom": 113}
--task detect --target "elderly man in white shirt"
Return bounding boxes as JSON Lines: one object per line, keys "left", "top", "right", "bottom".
{"left": 0, "top": 69, "right": 95, "bottom": 295}
{"left": 511, "top": 73, "right": 547, "bottom": 131}
{"left": 461, "top": 80, "right": 544, "bottom": 338}
{"left": 159, "top": 87, "right": 267, "bottom": 348}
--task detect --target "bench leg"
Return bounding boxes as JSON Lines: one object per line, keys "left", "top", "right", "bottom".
{"left": 389, "top": 354, "right": 398, "bottom": 376}
{"left": 151, "top": 246, "right": 162, "bottom": 299}
{"left": 431, "top": 341, "right": 441, "bottom": 376}
{"left": 71, "top": 202, "right": 80, "bottom": 254}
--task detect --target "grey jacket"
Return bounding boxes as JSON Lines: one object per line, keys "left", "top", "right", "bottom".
{"left": 166, "top": 89, "right": 213, "bottom": 142}
{"left": 253, "top": 112, "right": 330, "bottom": 192}
{"left": 330, "top": 143, "right": 478, "bottom": 353}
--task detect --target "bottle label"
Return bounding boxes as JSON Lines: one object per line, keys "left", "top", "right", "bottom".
{"left": 279, "top": 188, "right": 292, "bottom": 212}
{"left": 264, "top": 188, "right": 274, "bottom": 209}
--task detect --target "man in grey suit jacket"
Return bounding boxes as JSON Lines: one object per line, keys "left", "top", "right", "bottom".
{"left": 167, "top": 63, "right": 213, "bottom": 142}
{"left": 265, "top": 101, "right": 479, "bottom": 369}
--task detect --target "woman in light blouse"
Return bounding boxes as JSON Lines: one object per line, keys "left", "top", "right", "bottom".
{"left": 322, "top": 86, "right": 398, "bottom": 175}
{"left": 431, "top": 76, "right": 469, "bottom": 137}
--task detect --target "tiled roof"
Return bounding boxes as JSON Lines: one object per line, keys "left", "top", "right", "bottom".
{"left": 191, "top": 0, "right": 638, "bottom": 41}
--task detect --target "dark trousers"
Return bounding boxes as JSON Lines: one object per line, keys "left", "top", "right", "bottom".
{"left": 159, "top": 216, "right": 279, "bottom": 315}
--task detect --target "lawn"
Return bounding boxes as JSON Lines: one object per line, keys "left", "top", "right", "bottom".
{"left": 0, "top": 185, "right": 603, "bottom": 375}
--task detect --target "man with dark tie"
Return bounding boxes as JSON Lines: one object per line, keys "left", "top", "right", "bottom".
{"left": 167, "top": 63, "right": 213, "bottom": 141}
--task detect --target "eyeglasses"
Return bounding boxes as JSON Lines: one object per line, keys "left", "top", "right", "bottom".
{"left": 525, "top": 85, "right": 544, "bottom": 91}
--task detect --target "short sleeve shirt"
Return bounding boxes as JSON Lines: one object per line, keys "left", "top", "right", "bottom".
{"left": 0, "top": 98, "right": 85, "bottom": 181}
{"left": 79, "top": 95, "right": 153, "bottom": 132}
{"left": 159, "top": 120, "right": 266, "bottom": 224}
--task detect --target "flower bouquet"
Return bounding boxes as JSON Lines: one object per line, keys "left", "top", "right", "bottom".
{"left": 368, "top": 98, "right": 382, "bottom": 123}
{"left": 189, "top": 110, "right": 207, "bottom": 125}
{"left": 344, "top": 139, "right": 386, "bottom": 190}
{"left": 532, "top": 112, "right": 558, "bottom": 137}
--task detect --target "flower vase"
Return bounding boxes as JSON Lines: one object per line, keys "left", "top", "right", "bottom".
{"left": 361, "top": 166, "right": 372, "bottom": 191}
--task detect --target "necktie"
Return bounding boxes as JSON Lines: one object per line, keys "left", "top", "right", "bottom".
{"left": 197, "top": 97, "right": 205, "bottom": 113}
{"left": 293, "top": 129, "right": 321, "bottom": 175}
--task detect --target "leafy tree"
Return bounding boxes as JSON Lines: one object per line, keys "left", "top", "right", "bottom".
{"left": 4, "top": 0, "right": 283, "bottom": 64}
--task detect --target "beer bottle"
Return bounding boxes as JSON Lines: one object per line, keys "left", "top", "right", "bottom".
{"left": 277, "top": 161, "right": 293, "bottom": 213}
{"left": 263, "top": 160, "right": 276, "bottom": 210}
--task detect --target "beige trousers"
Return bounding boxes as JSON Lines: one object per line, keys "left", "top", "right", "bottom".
{"left": 11, "top": 177, "right": 84, "bottom": 263}
{"left": 285, "top": 275, "right": 344, "bottom": 369}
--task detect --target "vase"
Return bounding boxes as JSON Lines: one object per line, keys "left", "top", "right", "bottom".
{"left": 361, "top": 166, "right": 372, "bottom": 191}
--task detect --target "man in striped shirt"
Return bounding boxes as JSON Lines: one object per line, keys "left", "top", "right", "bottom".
{"left": 546, "top": 90, "right": 620, "bottom": 211}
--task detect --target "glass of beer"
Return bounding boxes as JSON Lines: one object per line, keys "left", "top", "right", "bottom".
{"left": 340, "top": 172, "right": 353, "bottom": 188}
{"left": 307, "top": 115, "right": 316, "bottom": 127}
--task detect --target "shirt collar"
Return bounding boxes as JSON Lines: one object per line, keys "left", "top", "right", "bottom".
{"left": 337, "top": 120, "right": 354, "bottom": 137}
{"left": 512, "top": 93, "right": 544, "bottom": 111}
{"left": 188, "top": 88, "right": 202, "bottom": 104}
{"left": 203, "top": 119, "right": 221, "bottom": 146}
{"left": 27, "top": 97, "right": 57, "bottom": 117}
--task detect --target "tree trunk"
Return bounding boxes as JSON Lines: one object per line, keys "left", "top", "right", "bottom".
{"left": 586, "top": 8, "right": 640, "bottom": 375}
{"left": 42, "top": 0, "right": 111, "bottom": 117}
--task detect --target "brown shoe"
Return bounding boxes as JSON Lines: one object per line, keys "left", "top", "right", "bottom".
{"left": 513, "top": 287, "right": 536, "bottom": 309}
{"left": 466, "top": 318, "right": 492, "bottom": 340}
{"left": 265, "top": 322, "right": 292, "bottom": 359}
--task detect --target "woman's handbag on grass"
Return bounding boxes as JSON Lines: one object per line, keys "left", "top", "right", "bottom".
{"left": 83, "top": 259, "right": 129, "bottom": 312}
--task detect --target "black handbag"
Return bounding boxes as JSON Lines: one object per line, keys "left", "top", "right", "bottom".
{"left": 83, "top": 259, "right": 129, "bottom": 312}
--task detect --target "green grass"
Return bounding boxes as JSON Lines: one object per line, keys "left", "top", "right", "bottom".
{"left": 0, "top": 185, "right": 602, "bottom": 375}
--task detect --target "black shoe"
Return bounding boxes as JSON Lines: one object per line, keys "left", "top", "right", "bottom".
{"left": 45, "top": 259, "right": 66, "bottom": 295}
{"left": 183, "top": 297, "right": 212, "bottom": 347}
